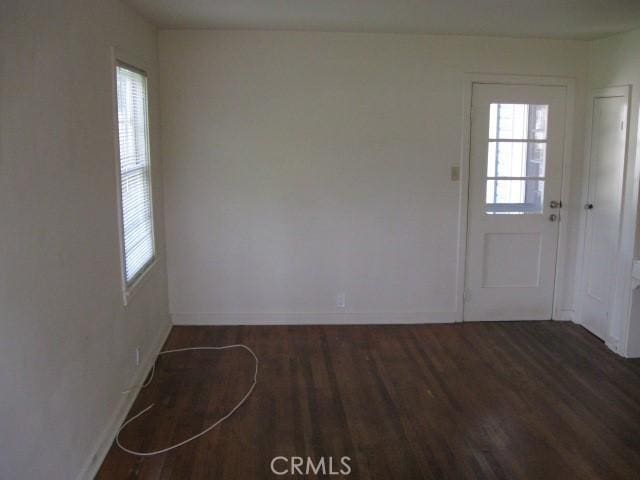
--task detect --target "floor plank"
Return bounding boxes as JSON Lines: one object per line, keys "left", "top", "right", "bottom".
{"left": 97, "top": 322, "right": 640, "bottom": 479}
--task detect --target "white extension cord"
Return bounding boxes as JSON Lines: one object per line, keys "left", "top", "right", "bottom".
{"left": 116, "top": 344, "right": 259, "bottom": 456}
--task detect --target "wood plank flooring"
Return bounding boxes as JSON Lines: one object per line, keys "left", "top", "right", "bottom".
{"left": 97, "top": 322, "right": 640, "bottom": 479}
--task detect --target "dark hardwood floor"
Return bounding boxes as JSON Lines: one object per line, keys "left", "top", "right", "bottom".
{"left": 97, "top": 322, "right": 640, "bottom": 479}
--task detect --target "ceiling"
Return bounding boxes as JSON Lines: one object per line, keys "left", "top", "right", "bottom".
{"left": 125, "top": 0, "right": 640, "bottom": 40}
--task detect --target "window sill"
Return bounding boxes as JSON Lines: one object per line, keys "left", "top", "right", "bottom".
{"left": 122, "top": 257, "right": 157, "bottom": 306}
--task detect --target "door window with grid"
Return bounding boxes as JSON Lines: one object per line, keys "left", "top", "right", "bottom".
{"left": 485, "top": 103, "right": 549, "bottom": 214}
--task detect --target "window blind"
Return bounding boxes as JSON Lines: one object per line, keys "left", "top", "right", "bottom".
{"left": 116, "top": 63, "right": 155, "bottom": 286}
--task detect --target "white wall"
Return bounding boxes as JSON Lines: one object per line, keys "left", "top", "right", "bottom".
{"left": 159, "top": 30, "right": 588, "bottom": 325}
{"left": 586, "top": 28, "right": 640, "bottom": 357}
{"left": 0, "top": 1, "right": 170, "bottom": 478}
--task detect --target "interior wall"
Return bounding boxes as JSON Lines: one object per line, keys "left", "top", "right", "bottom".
{"left": 586, "top": 27, "right": 640, "bottom": 357}
{"left": 159, "top": 30, "right": 588, "bottom": 325}
{"left": 0, "top": 1, "right": 169, "bottom": 478}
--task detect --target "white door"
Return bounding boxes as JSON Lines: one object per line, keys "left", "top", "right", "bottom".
{"left": 579, "top": 87, "right": 629, "bottom": 340}
{"left": 465, "top": 83, "right": 567, "bottom": 321}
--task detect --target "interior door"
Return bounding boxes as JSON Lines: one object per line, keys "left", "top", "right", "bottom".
{"left": 579, "top": 87, "right": 629, "bottom": 340}
{"left": 465, "top": 83, "right": 567, "bottom": 321}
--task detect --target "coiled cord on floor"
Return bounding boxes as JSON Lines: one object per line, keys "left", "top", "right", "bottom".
{"left": 116, "top": 344, "right": 259, "bottom": 456}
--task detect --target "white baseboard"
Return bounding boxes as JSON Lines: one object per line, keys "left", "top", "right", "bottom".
{"left": 624, "top": 341, "right": 638, "bottom": 358}
{"left": 75, "top": 321, "right": 172, "bottom": 480}
{"left": 553, "top": 308, "right": 575, "bottom": 321}
{"left": 606, "top": 338, "right": 623, "bottom": 356}
{"left": 573, "top": 317, "right": 633, "bottom": 357}
{"left": 171, "top": 311, "right": 460, "bottom": 325}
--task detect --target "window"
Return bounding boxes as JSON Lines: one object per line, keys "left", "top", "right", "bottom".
{"left": 115, "top": 62, "right": 155, "bottom": 290}
{"left": 485, "top": 103, "right": 549, "bottom": 214}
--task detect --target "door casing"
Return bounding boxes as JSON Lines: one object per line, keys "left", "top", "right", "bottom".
{"left": 456, "top": 74, "right": 577, "bottom": 323}
{"left": 575, "top": 85, "right": 631, "bottom": 349}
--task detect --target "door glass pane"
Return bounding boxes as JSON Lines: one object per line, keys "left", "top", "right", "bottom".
{"left": 486, "top": 179, "right": 544, "bottom": 214}
{"left": 486, "top": 103, "right": 548, "bottom": 215}
{"left": 487, "top": 141, "right": 546, "bottom": 177}
{"left": 489, "top": 104, "right": 548, "bottom": 140}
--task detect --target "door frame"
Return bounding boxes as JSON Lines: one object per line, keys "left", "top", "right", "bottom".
{"left": 574, "top": 85, "right": 631, "bottom": 350}
{"left": 457, "top": 74, "right": 576, "bottom": 322}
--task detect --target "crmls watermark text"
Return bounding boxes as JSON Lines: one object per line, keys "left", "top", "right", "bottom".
{"left": 270, "top": 456, "right": 352, "bottom": 476}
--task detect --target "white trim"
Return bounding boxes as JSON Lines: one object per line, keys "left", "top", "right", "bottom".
{"left": 122, "top": 258, "right": 158, "bottom": 306}
{"left": 454, "top": 75, "right": 473, "bottom": 322}
{"left": 171, "top": 311, "right": 458, "bottom": 326}
{"left": 552, "top": 78, "right": 576, "bottom": 321}
{"left": 75, "top": 322, "right": 171, "bottom": 480}
{"left": 110, "top": 46, "right": 158, "bottom": 306}
{"left": 623, "top": 88, "right": 640, "bottom": 358}
{"left": 618, "top": 83, "right": 639, "bottom": 358}
{"left": 574, "top": 85, "right": 632, "bottom": 351}
{"left": 554, "top": 308, "right": 575, "bottom": 322}
{"left": 459, "top": 73, "right": 577, "bottom": 322}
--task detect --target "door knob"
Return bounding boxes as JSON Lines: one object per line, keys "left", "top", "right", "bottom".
{"left": 550, "top": 200, "right": 562, "bottom": 209}
{"left": 585, "top": 203, "right": 594, "bottom": 210}
{"left": 549, "top": 214, "right": 558, "bottom": 222}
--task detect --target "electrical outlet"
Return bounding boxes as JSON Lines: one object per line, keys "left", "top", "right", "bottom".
{"left": 135, "top": 347, "right": 141, "bottom": 366}
{"left": 336, "top": 293, "right": 346, "bottom": 308}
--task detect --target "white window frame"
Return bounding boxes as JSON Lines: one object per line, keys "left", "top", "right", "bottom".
{"left": 111, "top": 48, "right": 156, "bottom": 305}
{"left": 485, "top": 103, "right": 549, "bottom": 215}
